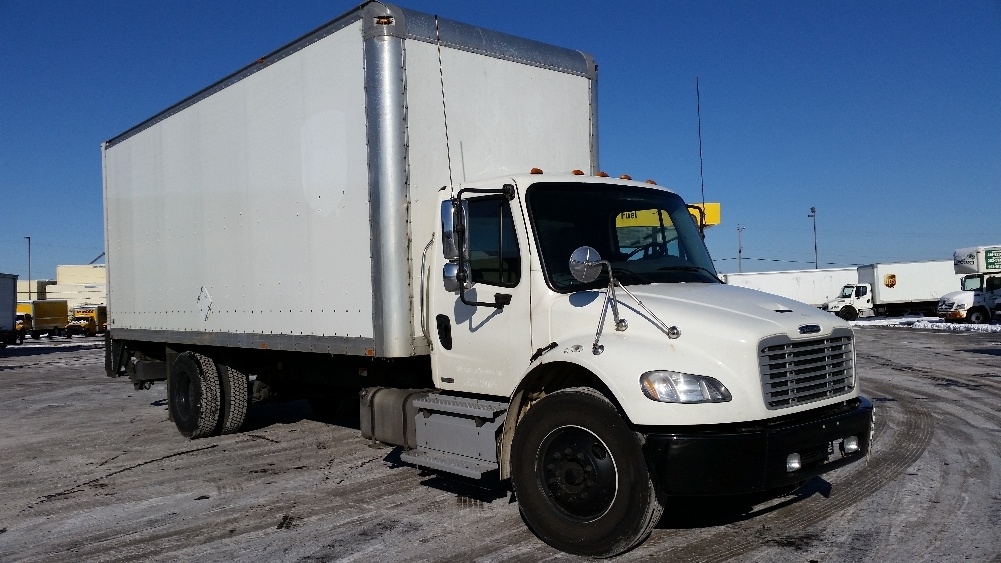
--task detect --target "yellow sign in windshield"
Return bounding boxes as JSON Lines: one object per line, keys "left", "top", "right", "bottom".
{"left": 614, "top": 203, "right": 720, "bottom": 228}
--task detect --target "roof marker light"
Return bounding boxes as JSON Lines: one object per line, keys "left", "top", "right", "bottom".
{"left": 620, "top": 174, "right": 632, "bottom": 180}
{"left": 375, "top": 16, "right": 394, "bottom": 25}
{"left": 596, "top": 171, "right": 609, "bottom": 177}
{"left": 645, "top": 179, "right": 657, "bottom": 185}
{"left": 530, "top": 168, "right": 544, "bottom": 174}
{"left": 572, "top": 169, "right": 584, "bottom": 175}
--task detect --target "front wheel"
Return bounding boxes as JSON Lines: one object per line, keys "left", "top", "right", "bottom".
{"left": 837, "top": 305, "right": 859, "bottom": 321}
{"left": 967, "top": 308, "right": 989, "bottom": 325}
{"left": 511, "top": 388, "right": 663, "bottom": 557}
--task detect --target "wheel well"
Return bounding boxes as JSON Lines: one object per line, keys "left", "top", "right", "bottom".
{"left": 498, "top": 361, "right": 623, "bottom": 480}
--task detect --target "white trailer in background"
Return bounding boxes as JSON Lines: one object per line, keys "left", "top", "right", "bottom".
{"left": 102, "top": 2, "right": 873, "bottom": 556}
{"left": 0, "top": 273, "right": 19, "bottom": 348}
{"left": 937, "top": 245, "right": 1001, "bottom": 324}
{"left": 722, "top": 267, "right": 858, "bottom": 307}
{"left": 823, "top": 260, "right": 961, "bottom": 320}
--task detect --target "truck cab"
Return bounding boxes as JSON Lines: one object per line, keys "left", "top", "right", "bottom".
{"left": 822, "top": 283, "right": 872, "bottom": 321}
{"left": 65, "top": 305, "right": 107, "bottom": 336}
{"left": 406, "top": 174, "right": 873, "bottom": 554}
{"left": 938, "top": 274, "right": 1001, "bottom": 324}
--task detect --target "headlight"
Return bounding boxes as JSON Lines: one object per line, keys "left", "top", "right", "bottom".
{"left": 957, "top": 303, "right": 967, "bottom": 310}
{"left": 640, "top": 371, "right": 732, "bottom": 403}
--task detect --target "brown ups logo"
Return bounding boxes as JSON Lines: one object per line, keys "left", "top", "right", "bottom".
{"left": 884, "top": 274, "right": 896, "bottom": 288}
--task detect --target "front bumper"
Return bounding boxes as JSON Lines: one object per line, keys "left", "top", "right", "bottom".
{"left": 642, "top": 397, "right": 873, "bottom": 495}
{"left": 938, "top": 310, "right": 966, "bottom": 320}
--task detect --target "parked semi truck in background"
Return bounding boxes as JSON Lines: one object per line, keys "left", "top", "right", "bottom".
{"left": 938, "top": 245, "right": 1001, "bottom": 324}
{"left": 16, "top": 300, "right": 70, "bottom": 339}
{"left": 822, "top": 261, "right": 960, "bottom": 321}
{"left": 102, "top": 2, "right": 873, "bottom": 556}
{"left": 722, "top": 267, "right": 858, "bottom": 308}
{"left": 0, "top": 273, "right": 20, "bottom": 348}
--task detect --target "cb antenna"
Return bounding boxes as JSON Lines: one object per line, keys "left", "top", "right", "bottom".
{"left": 696, "top": 76, "right": 706, "bottom": 209}
{"left": 435, "top": 16, "right": 454, "bottom": 189}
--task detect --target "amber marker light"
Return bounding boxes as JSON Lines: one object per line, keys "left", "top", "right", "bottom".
{"left": 619, "top": 174, "right": 632, "bottom": 180}
{"left": 645, "top": 179, "right": 657, "bottom": 185}
{"left": 572, "top": 169, "right": 584, "bottom": 175}
{"left": 530, "top": 168, "right": 544, "bottom": 174}
{"left": 596, "top": 171, "right": 609, "bottom": 177}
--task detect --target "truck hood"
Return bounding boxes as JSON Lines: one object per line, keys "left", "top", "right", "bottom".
{"left": 550, "top": 283, "right": 842, "bottom": 343}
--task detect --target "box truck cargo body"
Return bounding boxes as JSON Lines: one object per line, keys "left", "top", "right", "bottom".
{"left": 103, "top": 2, "right": 872, "bottom": 556}
{"left": 822, "top": 261, "right": 961, "bottom": 320}
{"left": 17, "top": 299, "right": 70, "bottom": 339}
{"left": 722, "top": 267, "right": 858, "bottom": 307}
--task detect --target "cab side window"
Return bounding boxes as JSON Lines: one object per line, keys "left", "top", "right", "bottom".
{"left": 467, "top": 197, "right": 521, "bottom": 287}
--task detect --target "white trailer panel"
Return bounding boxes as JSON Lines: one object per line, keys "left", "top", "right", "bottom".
{"left": 0, "top": 274, "right": 16, "bottom": 332}
{"left": 104, "top": 21, "right": 372, "bottom": 342}
{"left": 859, "top": 260, "right": 962, "bottom": 305}
{"left": 722, "top": 268, "right": 857, "bottom": 307}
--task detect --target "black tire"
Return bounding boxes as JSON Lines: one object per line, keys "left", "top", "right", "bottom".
{"left": 168, "top": 352, "right": 222, "bottom": 438}
{"left": 837, "top": 305, "right": 859, "bottom": 321}
{"left": 967, "top": 308, "right": 989, "bottom": 325}
{"left": 30, "top": 331, "right": 40, "bottom": 340}
{"left": 511, "top": 388, "right": 664, "bottom": 557}
{"left": 216, "top": 361, "right": 250, "bottom": 435}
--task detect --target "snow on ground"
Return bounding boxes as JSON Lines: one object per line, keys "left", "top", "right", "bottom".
{"left": 850, "top": 315, "right": 1001, "bottom": 333}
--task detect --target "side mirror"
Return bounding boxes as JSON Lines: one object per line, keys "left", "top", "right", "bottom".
{"left": 569, "top": 246, "right": 604, "bottom": 283}
{"left": 440, "top": 200, "right": 469, "bottom": 261}
{"left": 443, "top": 262, "right": 469, "bottom": 292}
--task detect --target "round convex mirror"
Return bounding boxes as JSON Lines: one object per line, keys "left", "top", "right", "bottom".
{"left": 569, "top": 246, "right": 603, "bottom": 283}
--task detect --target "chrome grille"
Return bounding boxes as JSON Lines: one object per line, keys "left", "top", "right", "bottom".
{"left": 759, "top": 332, "right": 854, "bottom": 409}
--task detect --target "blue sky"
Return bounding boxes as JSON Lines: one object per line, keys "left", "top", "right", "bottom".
{"left": 1, "top": 1, "right": 998, "bottom": 280}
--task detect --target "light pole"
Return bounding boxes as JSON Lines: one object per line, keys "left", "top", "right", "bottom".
{"left": 24, "top": 236, "right": 31, "bottom": 301}
{"left": 808, "top": 207, "right": 817, "bottom": 269}
{"left": 737, "top": 225, "right": 745, "bottom": 273}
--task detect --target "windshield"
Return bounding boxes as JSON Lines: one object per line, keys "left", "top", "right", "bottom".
{"left": 839, "top": 285, "right": 855, "bottom": 298}
{"left": 962, "top": 276, "right": 983, "bottom": 291}
{"left": 526, "top": 182, "right": 719, "bottom": 292}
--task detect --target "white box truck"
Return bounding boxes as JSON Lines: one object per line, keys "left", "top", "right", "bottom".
{"left": 937, "top": 245, "right": 1001, "bottom": 324}
{"left": 722, "top": 267, "right": 858, "bottom": 307}
{"left": 822, "top": 260, "right": 961, "bottom": 320}
{"left": 0, "top": 274, "right": 19, "bottom": 348}
{"left": 102, "top": 3, "right": 873, "bottom": 556}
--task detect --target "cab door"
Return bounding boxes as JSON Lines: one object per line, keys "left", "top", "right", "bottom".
{"left": 429, "top": 186, "right": 532, "bottom": 396}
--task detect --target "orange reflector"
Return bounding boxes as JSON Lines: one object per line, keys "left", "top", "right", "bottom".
{"left": 596, "top": 171, "right": 609, "bottom": 177}
{"left": 530, "top": 168, "right": 544, "bottom": 174}
{"left": 375, "top": 16, "right": 394, "bottom": 25}
{"left": 645, "top": 179, "right": 657, "bottom": 185}
{"left": 620, "top": 174, "right": 632, "bottom": 180}
{"left": 572, "top": 169, "right": 584, "bottom": 175}
{"left": 365, "top": 348, "right": 376, "bottom": 356}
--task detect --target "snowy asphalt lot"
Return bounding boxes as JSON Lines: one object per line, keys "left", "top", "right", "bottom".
{"left": 1, "top": 323, "right": 999, "bottom": 562}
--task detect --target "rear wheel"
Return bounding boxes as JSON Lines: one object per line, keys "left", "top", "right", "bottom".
{"left": 511, "top": 388, "right": 663, "bottom": 557}
{"left": 168, "top": 352, "right": 221, "bottom": 438}
{"left": 216, "top": 362, "right": 249, "bottom": 434}
{"left": 838, "top": 305, "right": 859, "bottom": 321}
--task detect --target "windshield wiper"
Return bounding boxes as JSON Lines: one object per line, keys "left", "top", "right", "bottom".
{"left": 657, "top": 265, "right": 721, "bottom": 280}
